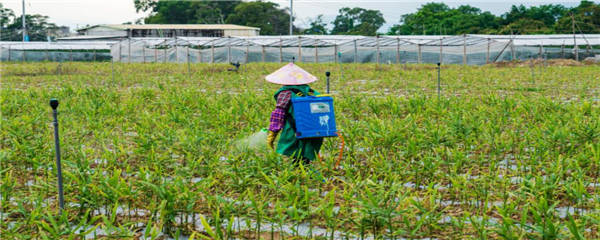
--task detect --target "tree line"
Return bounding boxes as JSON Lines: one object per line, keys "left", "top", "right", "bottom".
{"left": 135, "top": 0, "right": 599, "bottom": 35}
{"left": 0, "top": 3, "right": 64, "bottom": 41}
{"left": 1, "top": 1, "right": 599, "bottom": 41}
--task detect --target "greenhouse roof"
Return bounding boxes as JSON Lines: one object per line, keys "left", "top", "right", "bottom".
{"left": 2, "top": 34, "right": 600, "bottom": 51}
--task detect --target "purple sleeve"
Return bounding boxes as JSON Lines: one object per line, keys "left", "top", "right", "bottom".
{"left": 268, "top": 90, "right": 292, "bottom": 132}
{"left": 268, "top": 108, "right": 286, "bottom": 132}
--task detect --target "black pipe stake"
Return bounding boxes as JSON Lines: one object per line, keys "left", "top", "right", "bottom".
{"left": 50, "top": 98, "right": 64, "bottom": 214}
{"left": 292, "top": 57, "right": 295, "bottom": 63}
{"left": 437, "top": 62, "right": 441, "bottom": 99}
{"left": 325, "top": 71, "right": 331, "bottom": 94}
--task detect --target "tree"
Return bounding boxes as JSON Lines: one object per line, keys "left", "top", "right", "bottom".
{"left": 0, "top": 4, "right": 60, "bottom": 41}
{"left": 555, "top": 1, "right": 600, "bottom": 34}
{"left": 388, "top": 3, "right": 500, "bottom": 35}
{"left": 331, "top": 7, "right": 385, "bottom": 36}
{"left": 226, "top": 1, "right": 291, "bottom": 35}
{"left": 303, "top": 15, "right": 328, "bottom": 35}
{"left": 8, "top": 14, "right": 58, "bottom": 41}
{"left": 1, "top": 3, "right": 15, "bottom": 40}
{"left": 135, "top": 0, "right": 241, "bottom": 24}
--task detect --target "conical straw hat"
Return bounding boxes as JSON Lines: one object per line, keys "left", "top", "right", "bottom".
{"left": 265, "top": 63, "right": 318, "bottom": 85}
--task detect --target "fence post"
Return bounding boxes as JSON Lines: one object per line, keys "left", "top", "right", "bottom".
{"left": 396, "top": 38, "right": 400, "bottom": 64}
{"left": 510, "top": 41, "right": 515, "bottom": 61}
{"left": 262, "top": 45, "right": 266, "bottom": 62}
{"left": 118, "top": 41, "right": 122, "bottom": 62}
{"left": 486, "top": 38, "right": 490, "bottom": 64}
{"left": 561, "top": 43, "right": 565, "bottom": 59}
{"left": 334, "top": 44, "right": 338, "bottom": 63}
{"left": 174, "top": 38, "right": 178, "bottom": 63}
{"left": 297, "top": 36, "right": 302, "bottom": 63}
{"left": 142, "top": 44, "right": 146, "bottom": 63}
{"left": 187, "top": 46, "right": 191, "bottom": 79}
{"left": 417, "top": 44, "right": 422, "bottom": 64}
{"left": 462, "top": 34, "right": 467, "bottom": 65}
{"left": 227, "top": 37, "right": 231, "bottom": 63}
{"left": 314, "top": 41, "right": 318, "bottom": 63}
{"left": 353, "top": 39, "right": 358, "bottom": 63}
{"left": 163, "top": 46, "right": 167, "bottom": 63}
{"left": 128, "top": 38, "right": 131, "bottom": 63}
{"left": 93, "top": 49, "right": 96, "bottom": 62}
{"left": 198, "top": 47, "right": 202, "bottom": 63}
{"left": 69, "top": 48, "right": 73, "bottom": 62}
{"left": 439, "top": 38, "right": 443, "bottom": 65}
{"left": 210, "top": 42, "right": 214, "bottom": 63}
{"left": 279, "top": 38, "right": 283, "bottom": 63}
{"left": 154, "top": 48, "right": 157, "bottom": 62}
{"left": 376, "top": 36, "right": 380, "bottom": 65}
{"left": 45, "top": 47, "right": 49, "bottom": 61}
{"left": 246, "top": 44, "right": 249, "bottom": 63}
{"left": 7, "top": 45, "right": 11, "bottom": 62}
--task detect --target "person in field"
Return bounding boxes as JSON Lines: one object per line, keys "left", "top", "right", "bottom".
{"left": 266, "top": 63, "right": 324, "bottom": 165}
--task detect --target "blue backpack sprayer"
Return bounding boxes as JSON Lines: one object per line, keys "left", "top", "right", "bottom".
{"left": 291, "top": 72, "right": 345, "bottom": 168}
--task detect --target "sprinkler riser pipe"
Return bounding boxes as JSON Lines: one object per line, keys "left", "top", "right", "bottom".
{"left": 50, "top": 99, "right": 64, "bottom": 213}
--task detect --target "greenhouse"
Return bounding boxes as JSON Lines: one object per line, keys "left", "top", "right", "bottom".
{"left": 1, "top": 34, "right": 599, "bottom": 65}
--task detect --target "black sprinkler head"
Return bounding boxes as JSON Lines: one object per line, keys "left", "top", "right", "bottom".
{"left": 325, "top": 71, "right": 331, "bottom": 77}
{"left": 437, "top": 62, "right": 441, "bottom": 66}
{"left": 50, "top": 99, "right": 59, "bottom": 109}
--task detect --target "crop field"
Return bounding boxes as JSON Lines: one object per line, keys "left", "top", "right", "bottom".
{"left": 1, "top": 61, "right": 600, "bottom": 239}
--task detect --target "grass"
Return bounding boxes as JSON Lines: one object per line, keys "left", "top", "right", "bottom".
{"left": 1, "top": 61, "right": 599, "bottom": 239}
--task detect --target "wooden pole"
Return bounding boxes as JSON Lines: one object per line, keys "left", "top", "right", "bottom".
{"left": 376, "top": 36, "right": 380, "bottom": 64}
{"left": 486, "top": 38, "right": 490, "bottom": 64}
{"left": 396, "top": 38, "right": 400, "bottom": 64}
{"left": 118, "top": 41, "right": 122, "bottom": 62}
{"left": 334, "top": 45, "right": 338, "bottom": 63}
{"left": 227, "top": 41, "right": 231, "bottom": 62}
{"left": 69, "top": 48, "right": 72, "bottom": 62}
{"left": 353, "top": 39, "right": 358, "bottom": 63}
{"left": 198, "top": 47, "right": 202, "bottom": 63}
{"left": 142, "top": 44, "right": 146, "bottom": 63}
{"left": 462, "top": 34, "right": 467, "bottom": 65}
{"left": 210, "top": 42, "right": 214, "bottom": 63}
{"left": 262, "top": 45, "right": 266, "bottom": 62}
{"left": 417, "top": 44, "right": 422, "bottom": 64}
{"left": 174, "top": 38, "right": 178, "bottom": 63}
{"left": 45, "top": 47, "right": 49, "bottom": 61}
{"left": 561, "top": 43, "right": 565, "bottom": 59}
{"left": 510, "top": 41, "right": 515, "bottom": 61}
{"left": 572, "top": 14, "right": 578, "bottom": 61}
{"left": 493, "top": 39, "right": 512, "bottom": 63}
{"left": 7, "top": 45, "right": 11, "bottom": 62}
{"left": 298, "top": 36, "right": 302, "bottom": 62}
{"left": 439, "top": 38, "right": 443, "bottom": 64}
{"left": 246, "top": 44, "right": 250, "bottom": 63}
{"left": 128, "top": 38, "right": 131, "bottom": 63}
{"left": 154, "top": 48, "right": 157, "bottom": 62}
{"left": 279, "top": 38, "right": 283, "bottom": 63}
{"left": 314, "top": 41, "right": 318, "bottom": 63}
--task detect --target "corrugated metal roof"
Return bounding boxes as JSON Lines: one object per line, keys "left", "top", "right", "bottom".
{"left": 85, "top": 24, "right": 260, "bottom": 31}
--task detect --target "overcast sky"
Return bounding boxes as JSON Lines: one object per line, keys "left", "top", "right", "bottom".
{"left": 2, "top": 0, "right": 586, "bottom": 32}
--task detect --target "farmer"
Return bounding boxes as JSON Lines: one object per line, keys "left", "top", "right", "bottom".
{"left": 266, "top": 63, "right": 324, "bottom": 165}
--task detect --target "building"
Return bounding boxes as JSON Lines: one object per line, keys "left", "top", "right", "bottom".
{"left": 76, "top": 24, "right": 260, "bottom": 38}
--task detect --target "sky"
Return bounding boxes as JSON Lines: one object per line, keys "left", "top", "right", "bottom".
{"left": 2, "top": 0, "right": 587, "bottom": 33}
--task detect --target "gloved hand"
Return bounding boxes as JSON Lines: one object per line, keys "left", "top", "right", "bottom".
{"left": 267, "top": 131, "right": 278, "bottom": 150}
